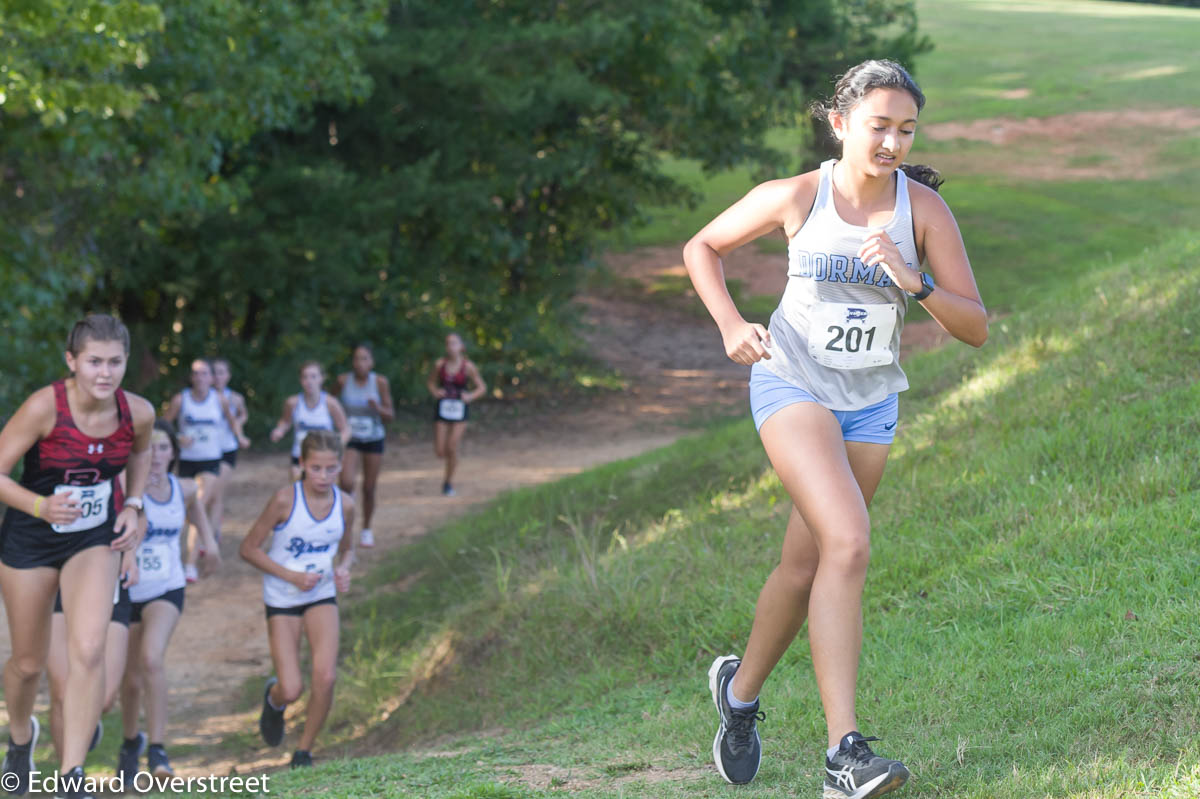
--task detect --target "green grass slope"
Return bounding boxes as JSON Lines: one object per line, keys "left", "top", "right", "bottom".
{"left": 234, "top": 230, "right": 1200, "bottom": 799}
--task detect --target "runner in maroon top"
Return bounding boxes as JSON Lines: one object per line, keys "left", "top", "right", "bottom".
{"left": 0, "top": 315, "right": 154, "bottom": 799}
{"left": 427, "top": 333, "right": 486, "bottom": 497}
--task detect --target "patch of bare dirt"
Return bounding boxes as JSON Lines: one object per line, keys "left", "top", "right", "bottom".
{"left": 502, "top": 762, "right": 710, "bottom": 792}
{"left": 921, "top": 107, "right": 1200, "bottom": 180}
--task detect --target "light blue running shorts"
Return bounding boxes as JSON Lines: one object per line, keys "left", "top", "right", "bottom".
{"left": 749, "top": 363, "right": 899, "bottom": 444}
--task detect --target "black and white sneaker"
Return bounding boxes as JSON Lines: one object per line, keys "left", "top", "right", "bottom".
{"left": 87, "top": 721, "right": 103, "bottom": 753}
{"left": 259, "top": 677, "right": 286, "bottom": 746}
{"left": 1, "top": 716, "right": 39, "bottom": 795}
{"left": 289, "top": 749, "right": 313, "bottom": 768}
{"left": 147, "top": 744, "right": 174, "bottom": 778}
{"left": 823, "top": 731, "right": 909, "bottom": 799}
{"left": 116, "top": 731, "right": 146, "bottom": 784}
{"left": 53, "top": 766, "right": 95, "bottom": 799}
{"left": 707, "top": 654, "right": 765, "bottom": 784}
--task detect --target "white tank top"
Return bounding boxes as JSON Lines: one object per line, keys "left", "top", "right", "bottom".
{"left": 340, "top": 372, "right": 385, "bottom": 442}
{"left": 262, "top": 482, "right": 344, "bottom": 608}
{"left": 178, "top": 389, "right": 225, "bottom": 462}
{"left": 218, "top": 387, "right": 239, "bottom": 453}
{"left": 131, "top": 475, "right": 186, "bottom": 601}
{"left": 291, "top": 392, "right": 334, "bottom": 458}
{"left": 761, "top": 159, "right": 919, "bottom": 410}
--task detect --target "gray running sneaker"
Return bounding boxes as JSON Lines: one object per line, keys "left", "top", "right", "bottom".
{"left": 707, "top": 655, "right": 764, "bottom": 784}
{"left": 823, "top": 731, "right": 909, "bottom": 799}
{"left": 1, "top": 716, "right": 39, "bottom": 796}
{"left": 52, "top": 766, "right": 94, "bottom": 799}
{"left": 259, "top": 677, "right": 286, "bottom": 746}
{"left": 116, "top": 731, "right": 146, "bottom": 785}
{"left": 147, "top": 744, "right": 174, "bottom": 778}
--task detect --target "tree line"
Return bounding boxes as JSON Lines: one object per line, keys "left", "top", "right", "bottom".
{"left": 2, "top": 0, "right": 930, "bottom": 431}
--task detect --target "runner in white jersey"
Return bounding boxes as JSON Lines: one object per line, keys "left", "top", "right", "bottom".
{"left": 210, "top": 358, "right": 251, "bottom": 544}
{"left": 269, "top": 361, "right": 351, "bottom": 482}
{"left": 240, "top": 430, "right": 354, "bottom": 769}
{"left": 336, "top": 344, "right": 394, "bottom": 548}
{"left": 165, "top": 359, "right": 242, "bottom": 583}
{"left": 117, "top": 420, "right": 220, "bottom": 781}
{"left": 683, "top": 60, "right": 987, "bottom": 799}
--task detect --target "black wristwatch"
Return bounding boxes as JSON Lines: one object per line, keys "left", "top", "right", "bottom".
{"left": 907, "top": 271, "right": 935, "bottom": 301}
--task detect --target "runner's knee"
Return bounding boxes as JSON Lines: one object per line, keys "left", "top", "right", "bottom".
{"left": 311, "top": 665, "right": 337, "bottom": 695}
{"left": 821, "top": 533, "right": 871, "bottom": 576}
{"left": 66, "top": 635, "right": 107, "bottom": 672}
{"left": 277, "top": 676, "right": 305, "bottom": 705}
{"left": 9, "top": 652, "right": 48, "bottom": 682}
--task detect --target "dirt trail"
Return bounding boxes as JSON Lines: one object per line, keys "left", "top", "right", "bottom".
{"left": 0, "top": 246, "right": 949, "bottom": 776}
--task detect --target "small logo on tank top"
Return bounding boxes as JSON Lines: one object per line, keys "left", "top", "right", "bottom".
{"left": 87, "top": 443, "right": 104, "bottom": 455}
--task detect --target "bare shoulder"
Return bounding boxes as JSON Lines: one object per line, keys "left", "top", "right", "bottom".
{"left": 12, "top": 385, "right": 58, "bottom": 429}
{"left": 124, "top": 392, "right": 157, "bottom": 427}
{"left": 909, "top": 180, "right": 956, "bottom": 225}
{"left": 774, "top": 171, "right": 821, "bottom": 235}
{"left": 270, "top": 484, "right": 297, "bottom": 514}
{"left": 375, "top": 373, "right": 390, "bottom": 389}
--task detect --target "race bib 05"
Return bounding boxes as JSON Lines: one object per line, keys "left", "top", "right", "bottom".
{"left": 51, "top": 480, "right": 112, "bottom": 534}
{"left": 438, "top": 398, "right": 466, "bottom": 421}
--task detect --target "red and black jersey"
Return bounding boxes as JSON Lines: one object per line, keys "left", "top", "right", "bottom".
{"left": 437, "top": 361, "right": 470, "bottom": 400}
{"left": 1, "top": 381, "right": 133, "bottom": 535}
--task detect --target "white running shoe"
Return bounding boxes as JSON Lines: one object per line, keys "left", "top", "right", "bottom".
{"left": 184, "top": 564, "right": 199, "bottom": 584}
{"left": 360, "top": 528, "right": 375, "bottom": 548}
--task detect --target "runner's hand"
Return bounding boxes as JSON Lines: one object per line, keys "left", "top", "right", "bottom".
{"left": 202, "top": 549, "right": 223, "bottom": 576}
{"left": 42, "top": 492, "right": 82, "bottom": 526}
{"left": 433, "top": 388, "right": 447, "bottom": 399}
{"left": 334, "top": 565, "right": 351, "bottom": 593}
{"left": 858, "top": 229, "right": 921, "bottom": 294}
{"left": 289, "top": 570, "right": 322, "bottom": 591}
{"left": 238, "top": 434, "right": 251, "bottom": 448}
{"left": 179, "top": 435, "right": 195, "bottom": 448}
{"left": 120, "top": 550, "right": 139, "bottom": 589}
{"left": 111, "top": 507, "right": 142, "bottom": 551}
{"left": 269, "top": 427, "right": 284, "bottom": 443}
{"left": 721, "top": 319, "right": 772, "bottom": 365}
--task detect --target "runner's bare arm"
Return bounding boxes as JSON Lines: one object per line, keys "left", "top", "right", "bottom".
{"left": 909, "top": 185, "right": 988, "bottom": 347}
{"left": 0, "top": 387, "right": 58, "bottom": 516}
{"left": 269, "top": 396, "right": 298, "bottom": 443}
{"left": 327, "top": 397, "right": 352, "bottom": 445}
{"left": 113, "top": 393, "right": 156, "bottom": 550}
{"left": 182, "top": 477, "right": 221, "bottom": 569}
{"left": 427, "top": 360, "right": 446, "bottom": 399}
{"left": 335, "top": 374, "right": 348, "bottom": 396}
{"left": 163, "top": 393, "right": 182, "bottom": 423}
{"left": 463, "top": 362, "right": 487, "bottom": 403}
{"left": 219, "top": 394, "right": 250, "bottom": 447}
{"left": 335, "top": 492, "right": 356, "bottom": 589}
{"left": 683, "top": 176, "right": 816, "bottom": 364}
{"left": 373, "top": 375, "right": 395, "bottom": 424}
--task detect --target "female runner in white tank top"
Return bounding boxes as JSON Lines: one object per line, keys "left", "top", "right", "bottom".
{"left": 269, "top": 361, "right": 351, "bottom": 483}
{"left": 239, "top": 430, "right": 354, "bottom": 768}
{"left": 336, "top": 343, "right": 394, "bottom": 549}
{"left": 209, "top": 357, "right": 251, "bottom": 541}
{"left": 117, "top": 419, "right": 219, "bottom": 781}
{"left": 165, "top": 359, "right": 242, "bottom": 583}
{"left": 684, "top": 61, "right": 987, "bottom": 799}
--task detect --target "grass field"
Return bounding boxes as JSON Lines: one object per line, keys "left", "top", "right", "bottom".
{"left": 113, "top": 1, "right": 1200, "bottom": 796}
{"left": 216, "top": 229, "right": 1200, "bottom": 799}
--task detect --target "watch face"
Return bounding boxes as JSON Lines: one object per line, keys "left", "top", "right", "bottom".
{"left": 923, "top": 272, "right": 935, "bottom": 292}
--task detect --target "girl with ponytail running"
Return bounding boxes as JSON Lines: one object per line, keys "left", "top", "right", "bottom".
{"left": 685, "top": 60, "right": 987, "bottom": 798}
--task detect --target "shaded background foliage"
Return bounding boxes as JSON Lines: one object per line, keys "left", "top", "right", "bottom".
{"left": 2, "top": 0, "right": 929, "bottom": 432}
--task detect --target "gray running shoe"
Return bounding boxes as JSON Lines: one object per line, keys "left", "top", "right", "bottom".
{"left": 823, "top": 731, "right": 909, "bottom": 799}
{"left": 259, "top": 677, "right": 286, "bottom": 746}
{"left": 52, "top": 766, "right": 94, "bottom": 799}
{"left": 707, "top": 655, "right": 764, "bottom": 784}
{"left": 116, "top": 731, "right": 146, "bottom": 785}
{"left": 147, "top": 744, "right": 174, "bottom": 778}
{"left": 1, "top": 716, "right": 38, "bottom": 796}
